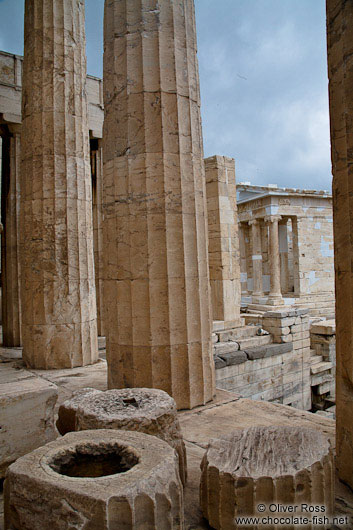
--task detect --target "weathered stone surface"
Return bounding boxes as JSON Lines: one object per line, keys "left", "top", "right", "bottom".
{"left": 1, "top": 129, "right": 22, "bottom": 347}
{"left": 244, "top": 342, "right": 293, "bottom": 360}
{"left": 214, "top": 356, "right": 227, "bottom": 369}
{"left": 311, "top": 320, "right": 336, "bottom": 336}
{"left": 200, "top": 425, "right": 334, "bottom": 529}
{"left": 217, "top": 350, "right": 247, "bottom": 366}
{"left": 214, "top": 342, "right": 239, "bottom": 355}
{"left": 4, "top": 429, "right": 184, "bottom": 529}
{"left": 0, "top": 364, "right": 58, "bottom": 478}
{"left": 58, "top": 387, "right": 187, "bottom": 485}
{"left": 205, "top": 156, "right": 241, "bottom": 324}
{"left": 56, "top": 388, "right": 100, "bottom": 435}
{"left": 102, "top": 0, "right": 214, "bottom": 410}
{"left": 20, "top": 0, "right": 98, "bottom": 368}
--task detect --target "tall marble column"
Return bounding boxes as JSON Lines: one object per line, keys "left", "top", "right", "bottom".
{"left": 327, "top": 0, "right": 353, "bottom": 489}
{"left": 205, "top": 155, "right": 241, "bottom": 326}
{"left": 265, "top": 215, "right": 283, "bottom": 304}
{"left": 103, "top": 0, "right": 215, "bottom": 410}
{"left": 90, "top": 139, "right": 105, "bottom": 337}
{"left": 1, "top": 128, "right": 21, "bottom": 346}
{"left": 20, "top": 0, "right": 98, "bottom": 368}
{"left": 249, "top": 219, "right": 263, "bottom": 301}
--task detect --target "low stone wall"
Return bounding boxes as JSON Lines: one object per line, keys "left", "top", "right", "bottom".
{"left": 215, "top": 344, "right": 311, "bottom": 409}
{"left": 215, "top": 309, "right": 312, "bottom": 410}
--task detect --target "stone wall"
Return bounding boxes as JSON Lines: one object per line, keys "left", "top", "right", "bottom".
{"left": 215, "top": 309, "right": 312, "bottom": 409}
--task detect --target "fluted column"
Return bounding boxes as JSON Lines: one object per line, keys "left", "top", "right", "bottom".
{"left": 1, "top": 129, "right": 22, "bottom": 346}
{"left": 103, "top": 0, "right": 215, "bottom": 409}
{"left": 91, "top": 139, "right": 105, "bottom": 337}
{"left": 205, "top": 155, "right": 241, "bottom": 325}
{"left": 20, "top": 0, "right": 98, "bottom": 368}
{"left": 249, "top": 219, "right": 263, "bottom": 301}
{"left": 265, "top": 215, "right": 283, "bottom": 304}
{"left": 327, "top": 0, "right": 353, "bottom": 489}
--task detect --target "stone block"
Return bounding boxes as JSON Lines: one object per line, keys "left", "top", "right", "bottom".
{"left": 214, "top": 356, "right": 227, "bottom": 369}
{"left": 261, "top": 317, "right": 295, "bottom": 328}
{"left": 263, "top": 310, "right": 296, "bottom": 318}
{"left": 214, "top": 341, "right": 239, "bottom": 355}
{"left": 0, "top": 364, "right": 58, "bottom": 478}
{"left": 200, "top": 425, "right": 334, "bottom": 529}
{"left": 290, "top": 324, "right": 303, "bottom": 334}
{"left": 218, "top": 351, "right": 247, "bottom": 366}
{"left": 244, "top": 343, "right": 293, "bottom": 360}
{"left": 5, "top": 430, "right": 183, "bottom": 529}
{"left": 59, "top": 388, "right": 187, "bottom": 486}
{"left": 310, "top": 320, "right": 335, "bottom": 335}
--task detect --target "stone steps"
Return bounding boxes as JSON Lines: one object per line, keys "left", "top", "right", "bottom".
{"left": 236, "top": 334, "right": 272, "bottom": 350}
{"left": 310, "top": 361, "right": 333, "bottom": 375}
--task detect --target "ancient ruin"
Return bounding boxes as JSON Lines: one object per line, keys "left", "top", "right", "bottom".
{"left": 1, "top": 0, "right": 353, "bottom": 526}
{"left": 20, "top": 0, "right": 98, "bottom": 368}
{"left": 58, "top": 387, "right": 187, "bottom": 485}
{"left": 238, "top": 183, "right": 334, "bottom": 317}
{"left": 200, "top": 425, "right": 334, "bottom": 529}
{"left": 5, "top": 430, "right": 183, "bottom": 529}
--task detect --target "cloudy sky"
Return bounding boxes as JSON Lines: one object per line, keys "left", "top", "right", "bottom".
{"left": 0, "top": 0, "right": 332, "bottom": 191}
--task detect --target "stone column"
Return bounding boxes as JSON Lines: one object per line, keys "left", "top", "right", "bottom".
{"left": 327, "top": 0, "right": 353, "bottom": 489}
{"left": 239, "top": 223, "right": 248, "bottom": 295}
{"left": 249, "top": 219, "right": 263, "bottom": 301}
{"left": 279, "top": 219, "right": 289, "bottom": 295}
{"left": 205, "top": 155, "right": 241, "bottom": 326}
{"left": 264, "top": 215, "right": 283, "bottom": 304}
{"left": 90, "top": 139, "right": 105, "bottom": 337}
{"left": 103, "top": 0, "right": 215, "bottom": 409}
{"left": 1, "top": 129, "right": 21, "bottom": 346}
{"left": 291, "top": 216, "right": 300, "bottom": 295}
{"left": 20, "top": 0, "right": 98, "bottom": 368}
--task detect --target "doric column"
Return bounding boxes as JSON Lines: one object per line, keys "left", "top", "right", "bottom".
{"left": 248, "top": 219, "right": 263, "bottom": 300}
{"left": 103, "top": 0, "right": 215, "bottom": 409}
{"left": 264, "top": 215, "right": 283, "bottom": 304}
{"left": 327, "top": 0, "right": 353, "bottom": 488}
{"left": 1, "top": 128, "right": 22, "bottom": 346}
{"left": 205, "top": 155, "right": 241, "bottom": 325}
{"left": 90, "top": 139, "right": 104, "bottom": 337}
{"left": 20, "top": 0, "right": 98, "bottom": 368}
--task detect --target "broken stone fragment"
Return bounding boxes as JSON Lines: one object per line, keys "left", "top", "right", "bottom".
{"left": 56, "top": 388, "right": 100, "bottom": 435}
{"left": 57, "top": 387, "right": 187, "bottom": 486}
{"left": 5, "top": 429, "right": 184, "bottom": 529}
{"left": 200, "top": 425, "right": 334, "bottom": 529}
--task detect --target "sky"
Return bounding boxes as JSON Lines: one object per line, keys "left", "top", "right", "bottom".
{"left": 0, "top": 0, "right": 332, "bottom": 191}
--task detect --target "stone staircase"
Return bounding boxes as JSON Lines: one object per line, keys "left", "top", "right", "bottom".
{"left": 309, "top": 349, "right": 335, "bottom": 412}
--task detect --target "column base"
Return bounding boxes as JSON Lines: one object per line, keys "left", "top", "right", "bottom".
{"left": 251, "top": 294, "right": 266, "bottom": 304}
{"left": 267, "top": 296, "right": 285, "bottom": 306}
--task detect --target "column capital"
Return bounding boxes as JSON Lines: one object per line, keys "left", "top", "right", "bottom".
{"left": 248, "top": 218, "right": 261, "bottom": 226}
{"left": 264, "top": 214, "right": 282, "bottom": 224}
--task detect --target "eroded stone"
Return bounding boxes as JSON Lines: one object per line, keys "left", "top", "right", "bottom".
{"left": 5, "top": 429, "right": 184, "bottom": 529}
{"left": 58, "top": 387, "right": 187, "bottom": 485}
{"left": 200, "top": 425, "right": 334, "bottom": 529}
